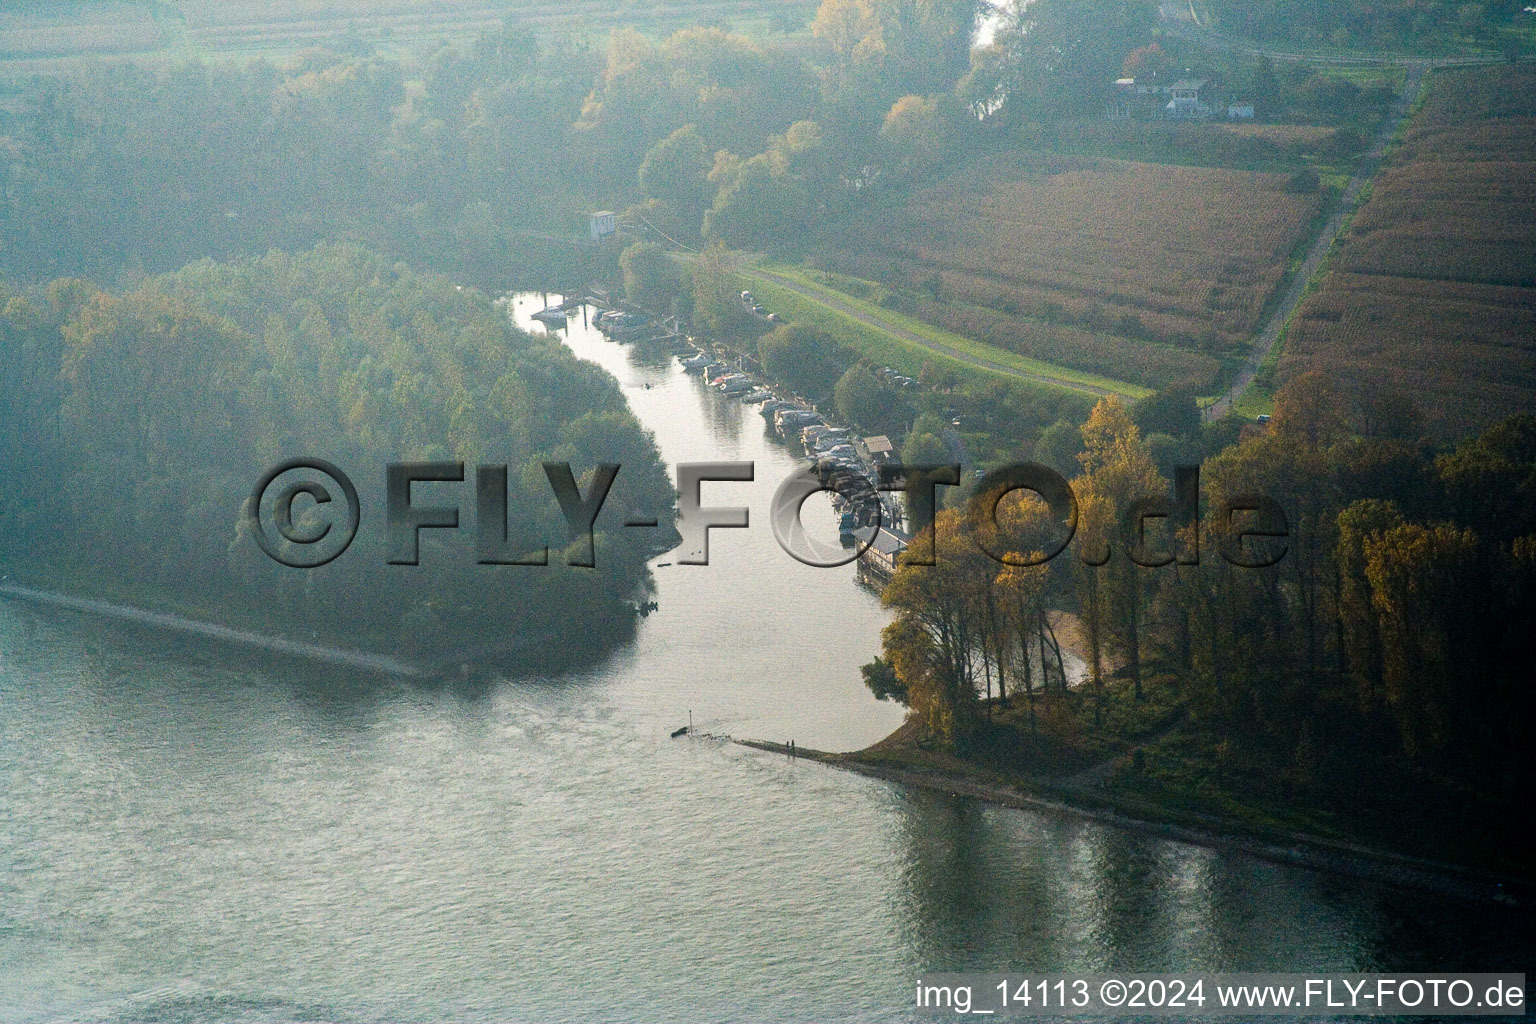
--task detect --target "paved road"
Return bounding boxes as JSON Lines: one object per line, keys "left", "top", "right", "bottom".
{"left": 743, "top": 265, "right": 1127, "bottom": 400}
{"left": 1203, "top": 64, "right": 1428, "bottom": 420}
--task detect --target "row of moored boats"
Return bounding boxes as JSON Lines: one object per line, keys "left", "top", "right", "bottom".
{"left": 679, "top": 351, "right": 889, "bottom": 537}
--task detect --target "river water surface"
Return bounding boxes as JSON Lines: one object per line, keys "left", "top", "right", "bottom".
{"left": 0, "top": 295, "right": 1528, "bottom": 1023}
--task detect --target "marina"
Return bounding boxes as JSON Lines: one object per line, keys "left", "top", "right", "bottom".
{"left": 520, "top": 292, "right": 912, "bottom": 575}
{"left": 0, "top": 291, "right": 1526, "bottom": 1023}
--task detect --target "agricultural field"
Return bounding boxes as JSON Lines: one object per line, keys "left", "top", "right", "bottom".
{"left": 0, "top": 0, "right": 815, "bottom": 65}
{"left": 1278, "top": 64, "right": 1536, "bottom": 437}
{"left": 1023, "top": 118, "right": 1363, "bottom": 173}
{"left": 0, "top": 3, "right": 168, "bottom": 59}
{"left": 810, "top": 151, "right": 1324, "bottom": 391}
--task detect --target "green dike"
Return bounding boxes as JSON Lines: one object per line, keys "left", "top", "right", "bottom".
{"left": 741, "top": 275, "right": 1007, "bottom": 387}
{"left": 744, "top": 263, "right": 1149, "bottom": 400}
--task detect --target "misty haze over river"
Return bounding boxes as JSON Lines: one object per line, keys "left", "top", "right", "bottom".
{"left": 0, "top": 295, "right": 1528, "bottom": 1023}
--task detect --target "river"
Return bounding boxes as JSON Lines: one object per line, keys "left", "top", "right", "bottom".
{"left": 0, "top": 294, "right": 1528, "bottom": 1023}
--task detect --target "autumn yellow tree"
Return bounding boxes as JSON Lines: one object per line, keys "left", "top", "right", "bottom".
{"left": 880, "top": 509, "right": 983, "bottom": 748}
{"left": 1072, "top": 397, "right": 1164, "bottom": 703}
{"left": 1364, "top": 522, "right": 1480, "bottom": 758}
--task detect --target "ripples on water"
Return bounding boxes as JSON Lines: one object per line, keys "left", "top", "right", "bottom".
{"left": 0, "top": 296, "right": 1528, "bottom": 1023}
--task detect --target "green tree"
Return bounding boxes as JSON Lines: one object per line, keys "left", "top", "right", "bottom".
{"left": 638, "top": 124, "right": 714, "bottom": 229}
{"left": 1335, "top": 498, "right": 1405, "bottom": 710}
{"left": 702, "top": 153, "right": 813, "bottom": 246}
{"left": 989, "top": 0, "right": 1154, "bottom": 122}
{"left": 861, "top": 655, "right": 908, "bottom": 702}
{"left": 902, "top": 429, "right": 950, "bottom": 467}
{"left": 689, "top": 244, "right": 750, "bottom": 335}
{"left": 880, "top": 93, "right": 951, "bottom": 177}
{"left": 834, "top": 363, "right": 905, "bottom": 434}
{"left": 619, "top": 241, "right": 680, "bottom": 311}
{"left": 1132, "top": 384, "right": 1201, "bottom": 441}
{"left": 1034, "top": 418, "right": 1083, "bottom": 478}
{"left": 758, "top": 323, "right": 851, "bottom": 399}
{"left": 1434, "top": 413, "right": 1536, "bottom": 542}
{"left": 1365, "top": 522, "right": 1482, "bottom": 759}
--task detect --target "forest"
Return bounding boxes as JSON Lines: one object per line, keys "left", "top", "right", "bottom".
{"left": 0, "top": 244, "right": 674, "bottom": 661}
{"left": 0, "top": 0, "right": 1157, "bottom": 664}
{"left": 0, "top": 0, "right": 1161, "bottom": 285}
{"left": 0, "top": 0, "right": 1530, "bottom": 860}
{"left": 863, "top": 375, "right": 1533, "bottom": 867}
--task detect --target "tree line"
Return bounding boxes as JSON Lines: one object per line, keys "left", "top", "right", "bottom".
{"left": 869, "top": 372, "right": 1534, "bottom": 819}
{"left": 0, "top": 244, "right": 674, "bottom": 662}
{"left": 0, "top": 0, "right": 1158, "bottom": 284}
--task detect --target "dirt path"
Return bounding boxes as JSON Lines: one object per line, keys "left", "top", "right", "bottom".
{"left": 1157, "top": 4, "right": 1526, "bottom": 420}
{"left": 1203, "top": 65, "right": 1427, "bottom": 420}
{"left": 1057, "top": 707, "right": 1186, "bottom": 790}
{"left": 743, "top": 266, "right": 1124, "bottom": 400}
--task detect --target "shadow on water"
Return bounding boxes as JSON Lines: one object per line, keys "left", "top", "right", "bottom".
{"left": 700, "top": 374, "right": 746, "bottom": 446}
{"left": 626, "top": 337, "right": 682, "bottom": 373}
{"left": 892, "top": 789, "right": 1192, "bottom": 971}
{"left": 3, "top": 597, "right": 638, "bottom": 731}
{"left": 894, "top": 788, "right": 1076, "bottom": 970}
{"left": 883, "top": 781, "right": 1536, "bottom": 975}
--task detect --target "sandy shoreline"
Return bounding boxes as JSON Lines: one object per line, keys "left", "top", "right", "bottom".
{"left": 737, "top": 737, "right": 1531, "bottom": 910}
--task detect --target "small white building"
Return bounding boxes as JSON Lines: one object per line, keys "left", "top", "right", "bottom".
{"left": 1228, "top": 103, "right": 1256, "bottom": 120}
{"left": 1164, "top": 78, "right": 1210, "bottom": 119}
{"left": 589, "top": 210, "right": 616, "bottom": 243}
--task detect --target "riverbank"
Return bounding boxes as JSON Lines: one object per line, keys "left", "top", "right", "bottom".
{"left": 0, "top": 581, "right": 420, "bottom": 677}
{"left": 0, "top": 567, "right": 613, "bottom": 681}
{"left": 738, "top": 732, "right": 1531, "bottom": 909}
